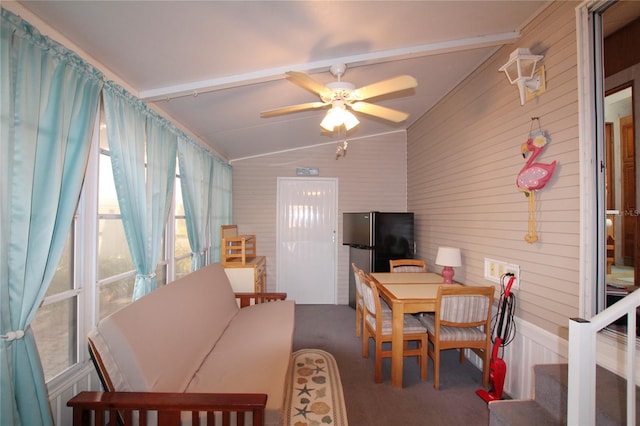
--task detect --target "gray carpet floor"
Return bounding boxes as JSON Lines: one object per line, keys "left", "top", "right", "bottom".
{"left": 292, "top": 304, "right": 491, "bottom": 426}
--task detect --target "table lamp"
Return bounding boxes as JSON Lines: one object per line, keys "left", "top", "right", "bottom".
{"left": 435, "top": 247, "right": 462, "bottom": 284}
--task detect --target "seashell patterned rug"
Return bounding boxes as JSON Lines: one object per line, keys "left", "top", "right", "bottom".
{"left": 283, "top": 348, "right": 348, "bottom": 425}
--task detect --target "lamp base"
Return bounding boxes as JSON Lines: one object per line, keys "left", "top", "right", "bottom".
{"left": 442, "top": 266, "right": 454, "bottom": 284}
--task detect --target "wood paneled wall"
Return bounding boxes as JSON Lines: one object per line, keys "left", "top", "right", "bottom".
{"left": 407, "top": 1, "right": 580, "bottom": 336}
{"left": 231, "top": 132, "right": 408, "bottom": 303}
{"left": 605, "top": 17, "right": 640, "bottom": 77}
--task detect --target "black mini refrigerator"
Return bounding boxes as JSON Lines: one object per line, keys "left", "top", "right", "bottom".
{"left": 343, "top": 212, "right": 415, "bottom": 308}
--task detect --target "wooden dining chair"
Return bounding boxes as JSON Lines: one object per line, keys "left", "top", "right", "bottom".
{"left": 419, "top": 285, "right": 494, "bottom": 389}
{"left": 351, "top": 263, "right": 366, "bottom": 338}
{"left": 359, "top": 270, "right": 427, "bottom": 383}
{"left": 389, "top": 258, "right": 427, "bottom": 272}
{"left": 352, "top": 263, "right": 391, "bottom": 339}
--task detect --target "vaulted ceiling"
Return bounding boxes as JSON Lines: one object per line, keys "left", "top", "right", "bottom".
{"left": 18, "top": 1, "right": 550, "bottom": 161}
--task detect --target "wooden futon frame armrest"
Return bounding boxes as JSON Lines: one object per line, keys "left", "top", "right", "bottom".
{"left": 67, "top": 391, "right": 267, "bottom": 426}
{"left": 235, "top": 292, "right": 287, "bottom": 308}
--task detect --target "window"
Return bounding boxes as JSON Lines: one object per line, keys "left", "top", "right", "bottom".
{"left": 31, "top": 231, "right": 78, "bottom": 382}
{"left": 97, "top": 125, "right": 136, "bottom": 319}
{"left": 29, "top": 92, "right": 229, "bottom": 393}
{"left": 31, "top": 105, "right": 173, "bottom": 384}
{"left": 174, "top": 163, "right": 191, "bottom": 279}
{"left": 97, "top": 108, "right": 169, "bottom": 319}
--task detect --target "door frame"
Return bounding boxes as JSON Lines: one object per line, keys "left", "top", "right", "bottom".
{"left": 275, "top": 177, "right": 339, "bottom": 303}
{"left": 577, "top": 0, "right": 603, "bottom": 317}
{"left": 578, "top": 1, "right": 640, "bottom": 311}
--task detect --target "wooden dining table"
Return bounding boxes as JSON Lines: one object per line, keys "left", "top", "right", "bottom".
{"left": 369, "top": 272, "right": 462, "bottom": 388}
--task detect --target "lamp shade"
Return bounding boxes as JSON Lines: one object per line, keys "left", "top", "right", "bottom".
{"left": 435, "top": 247, "right": 462, "bottom": 267}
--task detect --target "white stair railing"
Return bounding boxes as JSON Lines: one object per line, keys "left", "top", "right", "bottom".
{"left": 568, "top": 290, "right": 640, "bottom": 426}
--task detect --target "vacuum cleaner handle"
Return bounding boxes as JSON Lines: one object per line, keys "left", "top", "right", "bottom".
{"left": 495, "top": 275, "right": 516, "bottom": 342}
{"left": 504, "top": 275, "right": 516, "bottom": 298}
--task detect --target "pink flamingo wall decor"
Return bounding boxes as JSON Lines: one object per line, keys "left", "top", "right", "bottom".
{"left": 516, "top": 129, "right": 557, "bottom": 243}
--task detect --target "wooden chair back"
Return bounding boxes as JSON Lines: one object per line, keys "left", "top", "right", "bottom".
{"left": 352, "top": 263, "right": 365, "bottom": 337}
{"left": 359, "top": 270, "right": 428, "bottom": 383}
{"left": 435, "top": 285, "right": 494, "bottom": 328}
{"left": 425, "top": 285, "right": 494, "bottom": 389}
{"left": 358, "top": 270, "right": 382, "bottom": 328}
{"left": 389, "top": 258, "right": 427, "bottom": 272}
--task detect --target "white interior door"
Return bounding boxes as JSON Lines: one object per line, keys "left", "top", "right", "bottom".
{"left": 277, "top": 177, "right": 337, "bottom": 304}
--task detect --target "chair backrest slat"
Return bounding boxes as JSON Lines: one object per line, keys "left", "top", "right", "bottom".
{"left": 389, "top": 259, "right": 427, "bottom": 272}
{"left": 359, "top": 270, "right": 379, "bottom": 317}
{"left": 441, "top": 295, "right": 490, "bottom": 323}
{"left": 436, "top": 286, "right": 494, "bottom": 327}
{"left": 352, "top": 263, "right": 364, "bottom": 296}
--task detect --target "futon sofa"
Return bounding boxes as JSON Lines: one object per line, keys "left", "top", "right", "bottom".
{"left": 70, "top": 262, "right": 295, "bottom": 425}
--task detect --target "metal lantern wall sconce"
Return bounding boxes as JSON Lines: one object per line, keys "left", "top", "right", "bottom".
{"left": 499, "top": 48, "right": 546, "bottom": 105}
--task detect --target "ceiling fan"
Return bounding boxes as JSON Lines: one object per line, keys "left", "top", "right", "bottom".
{"left": 260, "top": 64, "right": 418, "bottom": 131}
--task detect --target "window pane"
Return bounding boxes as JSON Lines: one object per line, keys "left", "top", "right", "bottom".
{"left": 174, "top": 178, "right": 184, "bottom": 216}
{"left": 175, "top": 256, "right": 191, "bottom": 280}
{"left": 156, "top": 263, "right": 167, "bottom": 287}
{"left": 99, "top": 107, "right": 108, "bottom": 151}
{"left": 45, "top": 229, "right": 74, "bottom": 297}
{"left": 99, "top": 276, "right": 135, "bottom": 320}
{"left": 99, "top": 153, "right": 119, "bottom": 215}
{"left": 175, "top": 218, "right": 190, "bottom": 259}
{"left": 32, "top": 297, "right": 77, "bottom": 382}
{"left": 98, "top": 218, "right": 134, "bottom": 279}
{"left": 159, "top": 232, "right": 166, "bottom": 262}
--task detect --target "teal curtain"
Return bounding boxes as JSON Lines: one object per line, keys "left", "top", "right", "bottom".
{"left": 0, "top": 8, "right": 103, "bottom": 426}
{"left": 210, "top": 158, "right": 233, "bottom": 262}
{"left": 177, "top": 137, "right": 214, "bottom": 271}
{"left": 103, "top": 83, "right": 177, "bottom": 301}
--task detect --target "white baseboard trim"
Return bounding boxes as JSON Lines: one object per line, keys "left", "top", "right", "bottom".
{"left": 467, "top": 316, "right": 568, "bottom": 400}
{"left": 501, "top": 317, "right": 568, "bottom": 399}
{"left": 469, "top": 315, "right": 640, "bottom": 400}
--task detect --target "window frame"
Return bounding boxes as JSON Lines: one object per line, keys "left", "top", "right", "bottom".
{"left": 173, "top": 168, "right": 193, "bottom": 279}
{"left": 38, "top": 104, "right": 181, "bottom": 393}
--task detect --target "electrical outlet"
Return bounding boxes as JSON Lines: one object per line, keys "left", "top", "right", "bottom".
{"left": 484, "top": 258, "right": 520, "bottom": 290}
{"left": 504, "top": 264, "right": 520, "bottom": 291}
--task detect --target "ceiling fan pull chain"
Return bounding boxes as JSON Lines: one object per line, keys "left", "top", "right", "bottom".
{"left": 336, "top": 127, "right": 348, "bottom": 159}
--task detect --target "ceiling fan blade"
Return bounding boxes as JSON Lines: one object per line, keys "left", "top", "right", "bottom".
{"left": 286, "top": 71, "right": 333, "bottom": 99}
{"left": 260, "top": 101, "right": 328, "bottom": 117}
{"left": 352, "top": 75, "right": 417, "bottom": 100}
{"left": 351, "top": 102, "right": 410, "bottom": 123}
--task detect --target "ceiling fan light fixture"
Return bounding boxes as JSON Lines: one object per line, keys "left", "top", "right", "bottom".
{"left": 320, "top": 104, "right": 359, "bottom": 131}
{"left": 341, "top": 109, "right": 360, "bottom": 131}
{"left": 261, "top": 65, "right": 414, "bottom": 131}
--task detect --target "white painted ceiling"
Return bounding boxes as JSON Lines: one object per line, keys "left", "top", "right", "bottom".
{"left": 18, "top": 1, "right": 551, "bottom": 161}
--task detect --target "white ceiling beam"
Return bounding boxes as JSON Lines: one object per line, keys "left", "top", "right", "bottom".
{"left": 140, "top": 31, "right": 520, "bottom": 102}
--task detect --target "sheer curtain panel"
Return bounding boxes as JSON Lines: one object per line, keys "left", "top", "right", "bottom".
{"left": 103, "top": 84, "right": 177, "bottom": 301}
{"left": 177, "top": 137, "right": 214, "bottom": 271}
{"left": 0, "top": 9, "right": 103, "bottom": 426}
{"left": 210, "top": 158, "right": 233, "bottom": 262}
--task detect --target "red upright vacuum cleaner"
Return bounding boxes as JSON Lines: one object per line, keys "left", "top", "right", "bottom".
{"left": 477, "top": 273, "right": 517, "bottom": 403}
